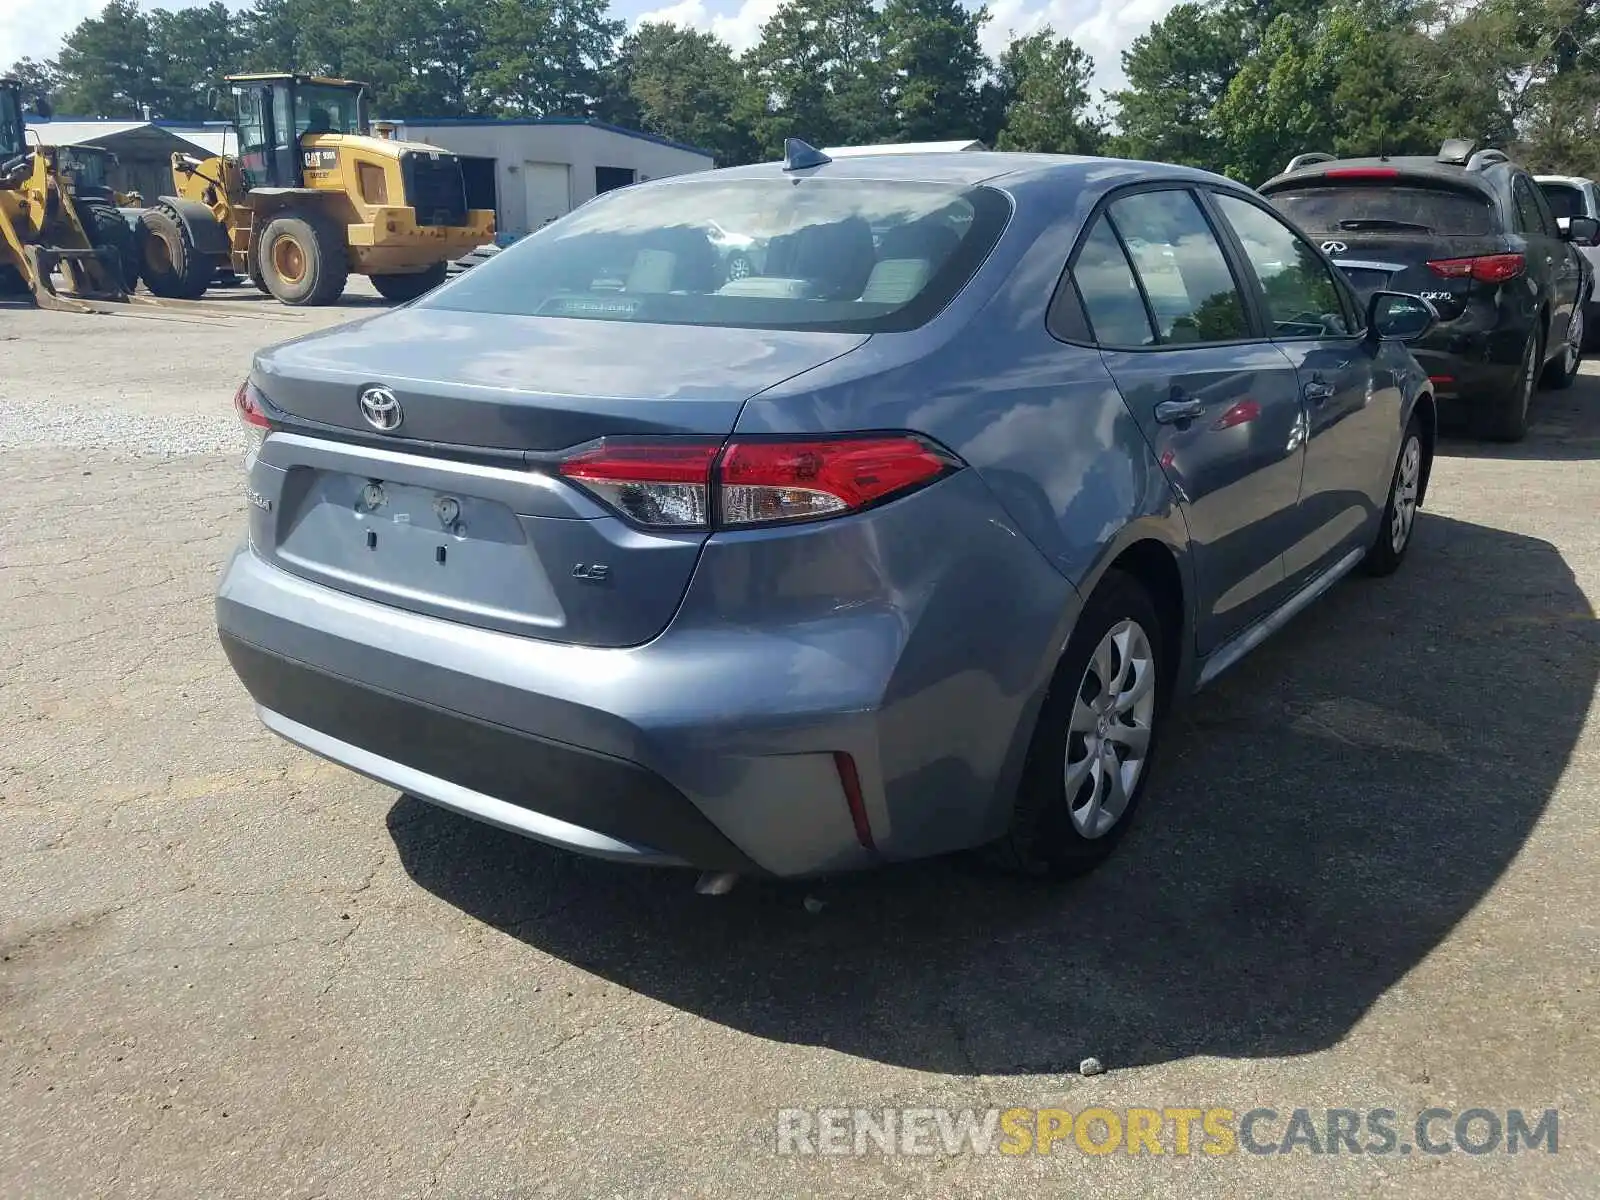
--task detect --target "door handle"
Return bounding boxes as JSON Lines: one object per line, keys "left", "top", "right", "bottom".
{"left": 1303, "top": 379, "right": 1336, "bottom": 403}
{"left": 1154, "top": 397, "right": 1205, "bottom": 424}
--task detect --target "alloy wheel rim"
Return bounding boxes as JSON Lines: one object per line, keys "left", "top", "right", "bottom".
{"left": 728, "top": 256, "right": 752, "bottom": 280}
{"left": 1391, "top": 434, "right": 1421, "bottom": 553}
{"left": 1065, "top": 618, "right": 1156, "bottom": 839}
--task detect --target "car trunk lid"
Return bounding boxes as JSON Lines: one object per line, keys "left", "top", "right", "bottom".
{"left": 248, "top": 307, "right": 867, "bottom": 646}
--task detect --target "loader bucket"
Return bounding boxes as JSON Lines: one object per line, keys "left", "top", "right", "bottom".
{"left": 21, "top": 243, "right": 129, "bottom": 312}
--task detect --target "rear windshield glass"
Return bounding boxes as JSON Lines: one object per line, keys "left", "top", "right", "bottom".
{"left": 1266, "top": 184, "right": 1494, "bottom": 236}
{"left": 1538, "top": 182, "right": 1587, "bottom": 220}
{"left": 421, "top": 178, "right": 1011, "bottom": 333}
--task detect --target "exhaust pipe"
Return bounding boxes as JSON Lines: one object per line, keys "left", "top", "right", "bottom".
{"left": 694, "top": 871, "right": 739, "bottom": 896}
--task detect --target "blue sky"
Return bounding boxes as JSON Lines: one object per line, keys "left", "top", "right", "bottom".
{"left": 4, "top": 0, "right": 1176, "bottom": 103}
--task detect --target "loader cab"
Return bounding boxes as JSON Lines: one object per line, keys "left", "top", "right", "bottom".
{"left": 0, "top": 81, "right": 27, "bottom": 167}
{"left": 226, "top": 73, "right": 370, "bottom": 191}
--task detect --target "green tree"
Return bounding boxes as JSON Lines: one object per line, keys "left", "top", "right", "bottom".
{"left": 744, "top": 0, "right": 890, "bottom": 156}
{"left": 1108, "top": 2, "right": 1240, "bottom": 167}
{"left": 474, "top": 0, "right": 623, "bottom": 116}
{"left": 54, "top": 0, "right": 158, "bottom": 117}
{"left": 6, "top": 58, "right": 62, "bottom": 112}
{"left": 612, "top": 24, "right": 760, "bottom": 165}
{"left": 993, "top": 28, "right": 1102, "bottom": 154}
{"left": 148, "top": 2, "right": 242, "bottom": 120}
{"left": 879, "top": 0, "right": 990, "bottom": 141}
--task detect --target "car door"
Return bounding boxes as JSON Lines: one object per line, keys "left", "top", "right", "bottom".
{"left": 1514, "top": 173, "right": 1579, "bottom": 352}
{"left": 1207, "top": 189, "right": 1398, "bottom": 585}
{"left": 1070, "top": 186, "right": 1308, "bottom": 653}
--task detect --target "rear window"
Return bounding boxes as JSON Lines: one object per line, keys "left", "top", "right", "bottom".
{"left": 423, "top": 178, "right": 1011, "bottom": 333}
{"left": 1538, "top": 182, "right": 1587, "bottom": 221}
{"left": 1265, "top": 184, "right": 1495, "bottom": 236}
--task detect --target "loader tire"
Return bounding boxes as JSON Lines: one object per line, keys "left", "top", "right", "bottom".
{"left": 79, "top": 198, "right": 140, "bottom": 294}
{"left": 258, "top": 209, "right": 347, "bottom": 306}
{"left": 139, "top": 207, "right": 211, "bottom": 299}
{"left": 0, "top": 265, "right": 27, "bottom": 296}
{"left": 369, "top": 261, "right": 447, "bottom": 303}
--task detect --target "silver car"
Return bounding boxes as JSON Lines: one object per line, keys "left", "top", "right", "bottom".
{"left": 217, "top": 149, "right": 1437, "bottom": 882}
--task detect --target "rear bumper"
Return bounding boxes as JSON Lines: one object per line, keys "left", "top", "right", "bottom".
{"left": 1409, "top": 314, "right": 1534, "bottom": 406}
{"left": 215, "top": 469, "right": 1076, "bottom": 877}
{"left": 348, "top": 207, "right": 496, "bottom": 273}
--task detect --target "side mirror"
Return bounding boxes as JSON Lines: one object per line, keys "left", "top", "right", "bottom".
{"left": 1563, "top": 215, "right": 1600, "bottom": 246}
{"left": 33, "top": 95, "right": 53, "bottom": 120}
{"left": 1367, "top": 290, "right": 1438, "bottom": 343}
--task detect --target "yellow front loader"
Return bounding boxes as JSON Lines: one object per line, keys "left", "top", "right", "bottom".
{"left": 144, "top": 73, "right": 495, "bottom": 305}
{"left": 0, "top": 79, "right": 133, "bottom": 312}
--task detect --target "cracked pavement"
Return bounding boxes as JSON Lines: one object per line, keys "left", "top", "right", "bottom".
{"left": 2, "top": 298, "right": 1599, "bottom": 1197}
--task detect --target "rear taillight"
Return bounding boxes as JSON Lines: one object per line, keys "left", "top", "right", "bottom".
{"left": 234, "top": 379, "right": 270, "bottom": 466}
{"left": 557, "top": 435, "right": 958, "bottom": 530}
{"left": 1427, "top": 253, "right": 1525, "bottom": 283}
{"left": 1323, "top": 167, "right": 1400, "bottom": 179}
{"left": 558, "top": 441, "right": 718, "bottom": 527}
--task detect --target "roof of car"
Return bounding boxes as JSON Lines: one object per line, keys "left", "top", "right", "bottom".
{"left": 684, "top": 151, "right": 1241, "bottom": 191}
{"left": 1535, "top": 174, "right": 1593, "bottom": 187}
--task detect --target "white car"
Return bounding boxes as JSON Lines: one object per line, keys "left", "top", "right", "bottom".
{"left": 1536, "top": 175, "right": 1600, "bottom": 344}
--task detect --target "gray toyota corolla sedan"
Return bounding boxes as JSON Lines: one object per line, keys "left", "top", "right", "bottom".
{"left": 217, "top": 144, "right": 1437, "bottom": 882}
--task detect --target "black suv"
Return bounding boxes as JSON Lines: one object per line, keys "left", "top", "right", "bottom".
{"left": 1260, "top": 141, "right": 1599, "bottom": 440}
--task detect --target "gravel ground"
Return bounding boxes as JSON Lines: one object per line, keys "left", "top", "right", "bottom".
{"left": 2, "top": 296, "right": 1598, "bottom": 1198}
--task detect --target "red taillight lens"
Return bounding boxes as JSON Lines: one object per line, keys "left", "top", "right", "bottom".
{"left": 1427, "top": 253, "right": 1525, "bottom": 283}
{"left": 234, "top": 379, "right": 270, "bottom": 430}
{"left": 559, "top": 440, "right": 720, "bottom": 528}
{"left": 235, "top": 379, "right": 270, "bottom": 466}
{"left": 1323, "top": 167, "right": 1400, "bottom": 179}
{"left": 719, "top": 436, "right": 953, "bottom": 526}
{"left": 556, "top": 435, "right": 958, "bottom": 529}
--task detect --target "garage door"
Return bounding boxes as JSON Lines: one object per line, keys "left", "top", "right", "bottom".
{"left": 523, "top": 162, "right": 571, "bottom": 232}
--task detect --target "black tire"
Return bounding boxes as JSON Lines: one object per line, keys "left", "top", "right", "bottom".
{"left": 138, "top": 207, "right": 211, "bottom": 299}
{"left": 77, "top": 198, "right": 139, "bottom": 293}
{"left": 0, "top": 264, "right": 29, "bottom": 295}
{"left": 249, "top": 263, "right": 270, "bottom": 294}
{"left": 986, "top": 569, "right": 1169, "bottom": 878}
{"left": 257, "top": 209, "right": 347, "bottom": 306}
{"left": 1362, "top": 415, "right": 1424, "bottom": 577}
{"left": 369, "top": 261, "right": 447, "bottom": 303}
{"left": 1542, "top": 301, "right": 1585, "bottom": 390}
{"left": 1474, "top": 327, "right": 1541, "bottom": 442}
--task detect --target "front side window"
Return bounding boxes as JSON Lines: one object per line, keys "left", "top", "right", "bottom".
{"left": 295, "top": 85, "right": 364, "bottom": 137}
{"left": 1538, "top": 182, "right": 1587, "bottom": 221}
{"left": 424, "top": 177, "right": 1010, "bottom": 334}
{"left": 233, "top": 86, "right": 271, "bottom": 189}
{"left": 1104, "top": 189, "right": 1251, "bottom": 344}
{"left": 1213, "top": 193, "right": 1351, "bottom": 337}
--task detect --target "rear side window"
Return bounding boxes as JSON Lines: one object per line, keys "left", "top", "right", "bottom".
{"left": 421, "top": 177, "right": 1010, "bottom": 334}
{"left": 1073, "top": 218, "right": 1155, "bottom": 346}
{"left": 1512, "top": 176, "right": 1551, "bottom": 235}
{"left": 1538, "top": 182, "right": 1587, "bottom": 221}
{"left": 1105, "top": 190, "right": 1251, "bottom": 344}
{"left": 1267, "top": 184, "right": 1495, "bottom": 236}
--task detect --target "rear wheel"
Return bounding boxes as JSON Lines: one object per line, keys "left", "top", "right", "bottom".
{"left": 986, "top": 570, "right": 1168, "bottom": 878}
{"left": 138, "top": 207, "right": 211, "bottom": 299}
{"left": 0, "top": 264, "right": 27, "bottom": 295}
{"left": 369, "top": 261, "right": 447, "bottom": 303}
{"left": 257, "top": 209, "right": 348, "bottom": 306}
{"left": 1475, "top": 327, "right": 1541, "bottom": 442}
{"left": 78, "top": 199, "right": 139, "bottom": 293}
{"left": 1543, "top": 302, "right": 1585, "bottom": 390}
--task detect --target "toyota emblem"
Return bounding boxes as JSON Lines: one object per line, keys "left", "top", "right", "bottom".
{"left": 359, "top": 385, "right": 403, "bottom": 432}
{"left": 1320, "top": 240, "right": 1348, "bottom": 254}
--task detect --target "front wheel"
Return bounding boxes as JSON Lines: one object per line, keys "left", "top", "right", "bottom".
{"left": 369, "top": 261, "right": 448, "bottom": 303}
{"left": 137, "top": 207, "right": 211, "bottom": 299}
{"left": 257, "top": 210, "right": 348, "bottom": 305}
{"left": 986, "top": 570, "right": 1168, "bottom": 878}
{"left": 1362, "top": 416, "right": 1424, "bottom": 577}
